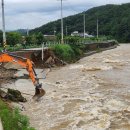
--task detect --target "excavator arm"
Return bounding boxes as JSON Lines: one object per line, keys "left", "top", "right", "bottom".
{"left": 0, "top": 52, "right": 45, "bottom": 99}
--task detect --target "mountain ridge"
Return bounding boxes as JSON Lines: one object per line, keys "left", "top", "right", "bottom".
{"left": 31, "top": 3, "right": 130, "bottom": 42}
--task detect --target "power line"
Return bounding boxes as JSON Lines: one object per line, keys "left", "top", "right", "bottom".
{"left": 27, "top": 29, "right": 29, "bottom": 36}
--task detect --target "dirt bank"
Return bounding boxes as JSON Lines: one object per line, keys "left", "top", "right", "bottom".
{"left": 2, "top": 44, "right": 130, "bottom": 130}
{"left": 0, "top": 66, "right": 16, "bottom": 86}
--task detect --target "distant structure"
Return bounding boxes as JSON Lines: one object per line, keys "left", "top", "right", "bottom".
{"left": 27, "top": 29, "right": 29, "bottom": 36}
{"left": 44, "top": 35, "right": 57, "bottom": 41}
{"left": 71, "top": 31, "right": 94, "bottom": 38}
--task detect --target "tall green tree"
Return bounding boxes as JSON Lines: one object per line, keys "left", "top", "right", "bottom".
{"left": 31, "top": 34, "right": 37, "bottom": 45}
{"left": 36, "top": 32, "right": 45, "bottom": 45}
{"left": 25, "top": 35, "right": 32, "bottom": 45}
{"left": 7, "top": 32, "right": 22, "bottom": 46}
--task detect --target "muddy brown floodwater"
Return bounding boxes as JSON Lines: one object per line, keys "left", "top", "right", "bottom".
{"left": 3, "top": 44, "right": 130, "bottom": 130}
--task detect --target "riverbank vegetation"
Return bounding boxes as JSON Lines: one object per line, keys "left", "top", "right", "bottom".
{"left": 52, "top": 44, "right": 86, "bottom": 63}
{"left": 0, "top": 99, "right": 35, "bottom": 130}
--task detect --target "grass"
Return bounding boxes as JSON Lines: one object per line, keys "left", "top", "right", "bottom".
{"left": 51, "top": 44, "right": 86, "bottom": 63}
{"left": 0, "top": 99, "right": 35, "bottom": 130}
{"left": 52, "top": 44, "right": 75, "bottom": 62}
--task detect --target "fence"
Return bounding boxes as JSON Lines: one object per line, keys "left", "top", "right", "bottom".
{"left": 41, "top": 39, "right": 118, "bottom": 48}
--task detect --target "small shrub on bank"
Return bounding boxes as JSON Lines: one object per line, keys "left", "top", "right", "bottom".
{"left": 69, "top": 44, "right": 85, "bottom": 60}
{"left": 52, "top": 44, "right": 75, "bottom": 62}
{"left": 64, "top": 36, "right": 80, "bottom": 44}
{"left": 52, "top": 44, "right": 86, "bottom": 63}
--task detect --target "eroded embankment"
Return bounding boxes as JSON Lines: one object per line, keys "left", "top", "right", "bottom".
{"left": 10, "top": 41, "right": 117, "bottom": 68}
{"left": 0, "top": 66, "right": 16, "bottom": 86}
{"left": 2, "top": 44, "right": 130, "bottom": 130}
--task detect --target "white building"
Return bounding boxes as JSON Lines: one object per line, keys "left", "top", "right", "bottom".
{"left": 71, "top": 31, "right": 94, "bottom": 38}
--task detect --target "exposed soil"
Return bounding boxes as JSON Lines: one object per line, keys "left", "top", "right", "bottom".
{"left": 0, "top": 66, "right": 16, "bottom": 86}
{"left": 31, "top": 49, "right": 66, "bottom": 68}
{"left": 0, "top": 66, "right": 27, "bottom": 102}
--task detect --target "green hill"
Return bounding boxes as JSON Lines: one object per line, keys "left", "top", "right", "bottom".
{"left": 31, "top": 3, "right": 130, "bottom": 43}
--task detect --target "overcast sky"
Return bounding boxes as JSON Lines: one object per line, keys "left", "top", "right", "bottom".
{"left": 0, "top": 0, "right": 130, "bottom": 30}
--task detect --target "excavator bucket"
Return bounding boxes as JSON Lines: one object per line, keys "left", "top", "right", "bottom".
{"left": 33, "top": 87, "right": 45, "bottom": 100}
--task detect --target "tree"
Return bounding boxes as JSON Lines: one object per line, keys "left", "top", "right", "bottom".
{"left": 25, "top": 35, "right": 32, "bottom": 45}
{"left": 7, "top": 32, "right": 22, "bottom": 46}
{"left": 31, "top": 34, "right": 37, "bottom": 45}
{"left": 36, "top": 32, "right": 45, "bottom": 45}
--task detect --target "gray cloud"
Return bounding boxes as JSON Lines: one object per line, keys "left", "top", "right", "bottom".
{"left": 0, "top": 0, "right": 130, "bottom": 30}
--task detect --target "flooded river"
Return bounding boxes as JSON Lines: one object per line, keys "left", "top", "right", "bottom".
{"left": 4, "top": 44, "right": 130, "bottom": 130}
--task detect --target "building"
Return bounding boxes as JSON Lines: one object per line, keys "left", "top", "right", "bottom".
{"left": 71, "top": 31, "right": 94, "bottom": 38}
{"left": 44, "top": 35, "right": 57, "bottom": 41}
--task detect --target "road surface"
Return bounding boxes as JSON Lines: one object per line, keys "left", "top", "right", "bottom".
{"left": 22, "top": 47, "right": 48, "bottom": 51}
{"left": 4, "top": 44, "right": 130, "bottom": 130}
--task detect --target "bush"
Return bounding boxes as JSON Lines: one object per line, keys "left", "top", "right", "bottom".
{"left": 52, "top": 43, "right": 86, "bottom": 62}
{"left": 0, "top": 99, "right": 35, "bottom": 130}
{"left": 69, "top": 44, "right": 85, "bottom": 60}
{"left": 52, "top": 44, "right": 75, "bottom": 62}
{"left": 64, "top": 36, "right": 80, "bottom": 44}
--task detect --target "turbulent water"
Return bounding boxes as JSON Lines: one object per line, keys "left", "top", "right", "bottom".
{"left": 4, "top": 44, "right": 130, "bottom": 130}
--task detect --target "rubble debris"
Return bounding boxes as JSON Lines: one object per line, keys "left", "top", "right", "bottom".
{"left": 31, "top": 49, "right": 67, "bottom": 68}
{"left": 0, "top": 88, "right": 27, "bottom": 102}
{"left": 56, "top": 81, "right": 61, "bottom": 84}
{"left": 0, "top": 89, "right": 7, "bottom": 98}
{"left": 0, "top": 66, "right": 26, "bottom": 102}
{"left": 7, "top": 89, "right": 27, "bottom": 102}
{"left": 4, "top": 62, "right": 24, "bottom": 69}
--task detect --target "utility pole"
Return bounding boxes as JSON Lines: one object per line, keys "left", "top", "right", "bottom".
{"left": 54, "top": 30, "right": 56, "bottom": 36}
{"left": 1, "top": 0, "right": 6, "bottom": 49}
{"left": 60, "top": 0, "right": 64, "bottom": 43}
{"left": 54, "top": 27, "right": 56, "bottom": 36}
{"left": 66, "top": 26, "right": 68, "bottom": 36}
{"left": 27, "top": 29, "right": 29, "bottom": 36}
{"left": 83, "top": 13, "right": 86, "bottom": 39}
{"left": 97, "top": 18, "right": 99, "bottom": 39}
{"left": 57, "top": 0, "right": 66, "bottom": 43}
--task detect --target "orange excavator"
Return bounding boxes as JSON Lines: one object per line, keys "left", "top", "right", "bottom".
{"left": 0, "top": 1, "right": 45, "bottom": 100}
{"left": 0, "top": 51, "right": 45, "bottom": 99}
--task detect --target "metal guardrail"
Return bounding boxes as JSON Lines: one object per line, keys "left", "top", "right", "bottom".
{"left": 41, "top": 39, "right": 117, "bottom": 47}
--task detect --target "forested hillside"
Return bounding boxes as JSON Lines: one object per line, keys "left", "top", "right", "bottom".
{"left": 31, "top": 3, "right": 130, "bottom": 43}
